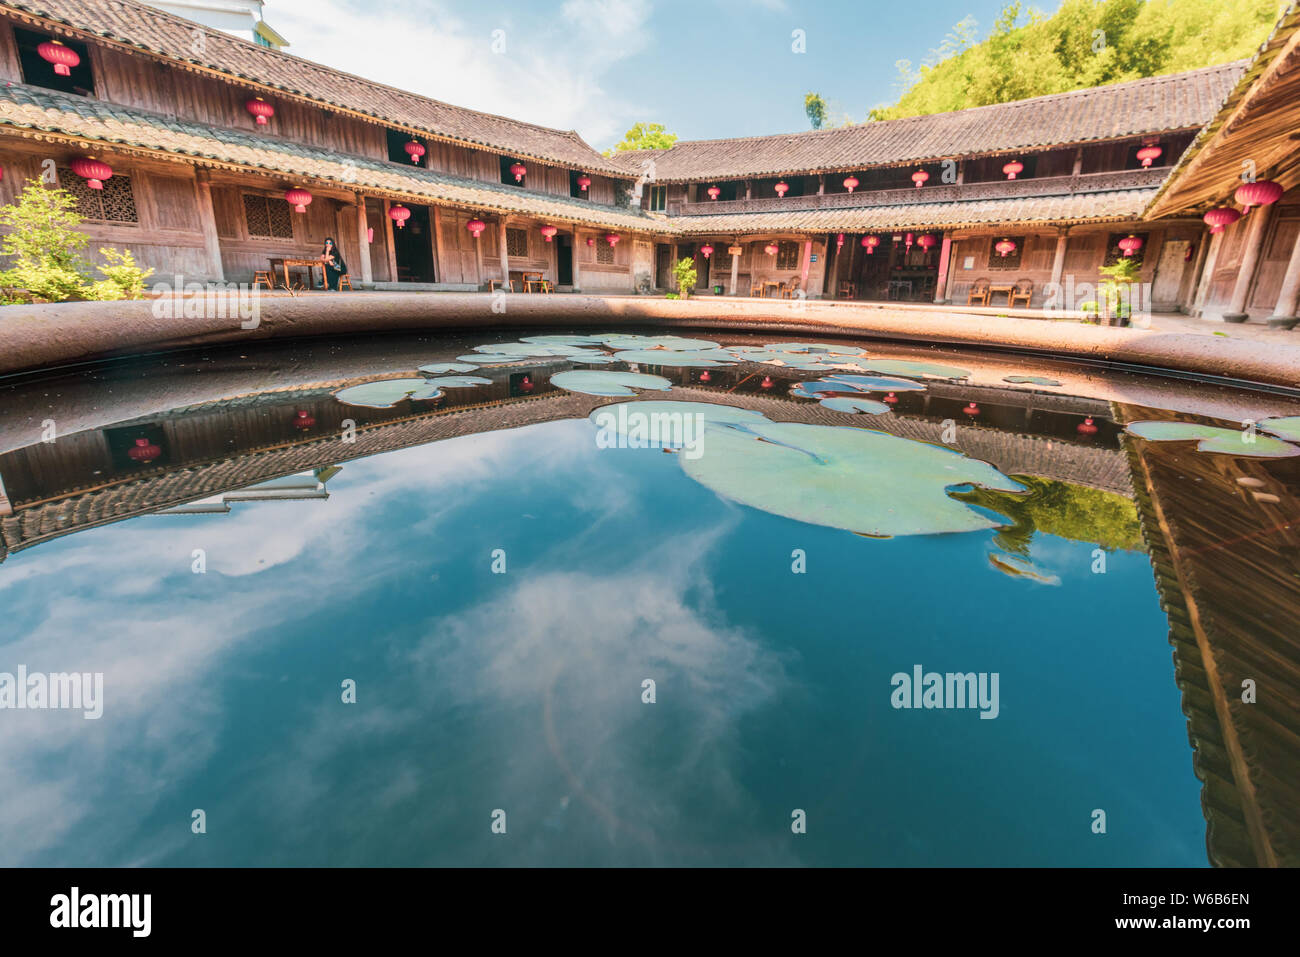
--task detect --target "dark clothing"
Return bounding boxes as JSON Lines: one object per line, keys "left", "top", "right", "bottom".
{"left": 321, "top": 244, "right": 348, "bottom": 290}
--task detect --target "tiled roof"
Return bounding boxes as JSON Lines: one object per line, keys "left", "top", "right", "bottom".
{"left": 0, "top": 0, "right": 629, "bottom": 175}
{"left": 0, "top": 81, "right": 664, "bottom": 231}
{"left": 607, "top": 63, "right": 1246, "bottom": 182}
{"left": 668, "top": 188, "right": 1156, "bottom": 234}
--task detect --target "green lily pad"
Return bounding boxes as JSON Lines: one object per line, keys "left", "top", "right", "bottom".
{"left": 419, "top": 362, "right": 479, "bottom": 374}
{"left": 613, "top": 350, "right": 735, "bottom": 367}
{"left": 551, "top": 370, "right": 673, "bottom": 396}
{"left": 819, "top": 397, "right": 891, "bottom": 415}
{"left": 334, "top": 378, "right": 443, "bottom": 408}
{"left": 849, "top": 359, "right": 973, "bottom": 380}
{"left": 1259, "top": 416, "right": 1300, "bottom": 442}
{"left": 567, "top": 354, "right": 617, "bottom": 364}
{"left": 823, "top": 374, "right": 927, "bottom": 392}
{"left": 424, "top": 376, "right": 492, "bottom": 388}
{"left": 590, "top": 401, "right": 768, "bottom": 443}
{"left": 519, "top": 334, "right": 606, "bottom": 345}
{"left": 1126, "top": 421, "right": 1300, "bottom": 458}
{"left": 1003, "top": 375, "right": 1062, "bottom": 386}
{"left": 681, "top": 421, "right": 1023, "bottom": 536}
{"left": 457, "top": 354, "right": 527, "bottom": 364}
{"left": 763, "top": 342, "right": 865, "bottom": 356}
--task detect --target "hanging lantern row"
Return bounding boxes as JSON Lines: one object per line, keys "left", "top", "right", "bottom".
{"left": 38, "top": 39, "right": 80, "bottom": 76}
{"left": 245, "top": 96, "right": 275, "bottom": 126}
{"left": 576, "top": 174, "right": 592, "bottom": 192}
{"left": 540, "top": 225, "right": 558, "bottom": 242}
{"left": 509, "top": 162, "right": 527, "bottom": 182}
{"left": 1135, "top": 143, "right": 1163, "bottom": 168}
{"left": 994, "top": 238, "right": 1017, "bottom": 258}
{"left": 404, "top": 140, "right": 426, "bottom": 164}
{"left": 466, "top": 218, "right": 486, "bottom": 238}
{"left": 284, "top": 187, "right": 312, "bottom": 213}
{"left": 70, "top": 157, "right": 113, "bottom": 190}
{"left": 389, "top": 204, "right": 411, "bottom": 228}
{"left": 1117, "top": 234, "right": 1144, "bottom": 258}
{"left": 1002, "top": 159, "right": 1024, "bottom": 180}
{"left": 707, "top": 186, "right": 721, "bottom": 200}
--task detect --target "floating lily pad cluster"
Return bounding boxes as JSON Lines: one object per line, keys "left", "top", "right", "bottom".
{"left": 788, "top": 374, "right": 923, "bottom": 415}
{"left": 1125, "top": 420, "right": 1300, "bottom": 459}
{"left": 590, "top": 400, "right": 1023, "bottom": 537}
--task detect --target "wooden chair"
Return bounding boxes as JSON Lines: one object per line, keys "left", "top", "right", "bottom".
{"left": 966, "top": 277, "right": 991, "bottom": 306}
{"left": 749, "top": 282, "right": 764, "bottom": 297}
{"left": 782, "top": 276, "right": 802, "bottom": 299}
{"left": 837, "top": 280, "right": 857, "bottom": 299}
{"left": 252, "top": 270, "right": 275, "bottom": 291}
{"left": 338, "top": 274, "right": 354, "bottom": 291}
{"left": 1009, "top": 278, "right": 1032, "bottom": 307}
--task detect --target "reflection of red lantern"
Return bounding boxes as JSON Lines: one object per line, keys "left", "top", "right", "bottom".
{"left": 541, "top": 225, "right": 558, "bottom": 242}
{"left": 1077, "top": 417, "right": 1098, "bottom": 435}
{"left": 707, "top": 186, "right": 721, "bottom": 200}
{"left": 509, "top": 162, "right": 527, "bottom": 182}
{"left": 1002, "top": 159, "right": 1024, "bottom": 180}
{"left": 1202, "top": 207, "right": 1240, "bottom": 234}
{"left": 760, "top": 376, "right": 774, "bottom": 389}
{"left": 245, "top": 97, "right": 275, "bottom": 125}
{"left": 699, "top": 370, "right": 711, "bottom": 382}
{"left": 775, "top": 180, "right": 789, "bottom": 197}
{"left": 284, "top": 187, "right": 312, "bottom": 213}
{"left": 995, "top": 238, "right": 1017, "bottom": 258}
{"left": 883, "top": 392, "right": 898, "bottom": 404}
{"left": 963, "top": 402, "right": 980, "bottom": 417}
{"left": 843, "top": 176, "right": 859, "bottom": 193}
{"left": 861, "top": 235, "right": 879, "bottom": 254}
{"left": 293, "top": 410, "right": 316, "bottom": 430}
{"left": 389, "top": 204, "right": 411, "bottom": 228}
{"left": 1117, "top": 235, "right": 1143, "bottom": 258}
{"left": 70, "top": 157, "right": 112, "bottom": 190}
{"left": 127, "top": 437, "right": 161, "bottom": 463}
{"left": 577, "top": 174, "right": 591, "bottom": 191}
{"left": 38, "top": 40, "right": 80, "bottom": 76}
{"left": 765, "top": 243, "right": 779, "bottom": 256}
{"left": 466, "top": 218, "right": 486, "bottom": 238}
{"left": 519, "top": 375, "right": 534, "bottom": 393}
{"left": 1135, "top": 144, "right": 1163, "bottom": 167}
{"left": 404, "top": 140, "right": 426, "bottom": 164}
{"left": 700, "top": 244, "right": 714, "bottom": 258}
{"left": 1235, "top": 179, "right": 1284, "bottom": 214}
{"left": 911, "top": 170, "right": 929, "bottom": 188}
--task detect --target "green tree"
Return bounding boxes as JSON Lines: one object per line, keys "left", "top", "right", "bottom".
{"left": 673, "top": 257, "right": 697, "bottom": 299}
{"left": 606, "top": 122, "right": 678, "bottom": 155}
{"left": 804, "top": 92, "right": 828, "bottom": 130}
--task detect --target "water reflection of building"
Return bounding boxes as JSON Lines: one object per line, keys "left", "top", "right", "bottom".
{"left": 1118, "top": 402, "right": 1300, "bottom": 867}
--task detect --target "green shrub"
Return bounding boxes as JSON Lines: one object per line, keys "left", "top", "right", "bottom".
{"left": 673, "top": 257, "right": 697, "bottom": 299}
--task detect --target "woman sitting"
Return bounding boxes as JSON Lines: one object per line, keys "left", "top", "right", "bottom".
{"left": 320, "top": 237, "right": 348, "bottom": 291}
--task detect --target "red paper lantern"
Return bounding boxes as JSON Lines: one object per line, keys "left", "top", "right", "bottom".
{"left": 293, "top": 410, "right": 316, "bottom": 430}
{"left": 861, "top": 235, "right": 880, "bottom": 254}
{"left": 586, "top": 237, "right": 595, "bottom": 246}
{"left": 995, "top": 238, "right": 1017, "bottom": 258}
{"left": 1235, "top": 180, "right": 1284, "bottom": 214}
{"left": 774, "top": 180, "right": 789, "bottom": 197}
{"left": 1117, "top": 235, "right": 1143, "bottom": 258}
{"left": 284, "top": 187, "right": 312, "bottom": 213}
{"left": 38, "top": 40, "right": 80, "bottom": 76}
{"left": 836, "top": 233, "right": 845, "bottom": 250}
{"left": 1002, "top": 159, "right": 1024, "bottom": 180}
{"left": 917, "top": 233, "right": 937, "bottom": 252}
{"left": 707, "top": 186, "right": 721, "bottom": 200}
{"left": 605, "top": 233, "right": 620, "bottom": 246}
{"left": 70, "top": 157, "right": 112, "bottom": 190}
{"left": 963, "top": 402, "right": 980, "bottom": 417}
{"left": 1202, "top": 207, "right": 1240, "bottom": 234}
{"left": 466, "top": 218, "right": 486, "bottom": 238}
{"left": 576, "top": 174, "right": 592, "bottom": 191}
{"left": 700, "top": 244, "right": 714, "bottom": 259}
{"left": 843, "top": 176, "right": 860, "bottom": 193}
{"left": 764, "top": 243, "right": 779, "bottom": 256}
{"left": 126, "top": 437, "right": 161, "bottom": 463}
{"left": 509, "top": 162, "right": 527, "bottom": 182}
{"left": 1135, "top": 145, "right": 1163, "bottom": 168}
{"left": 541, "top": 225, "right": 558, "bottom": 242}
{"left": 904, "top": 232, "right": 914, "bottom": 250}
{"left": 389, "top": 204, "right": 411, "bottom": 228}
{"left": 911, "top": 170, "right": 929, "bottom": 188}
{"left": 245, "top": 97, "right": 275, "bottom": 126}
{"left": 404, "top": 140, "right": 426, "bottom": 164}
{"left": 1077, "top": 417, "right": 1098, "bottom": 435}
{"left": 367, "top": 227, "right": 374, "bottom": 243}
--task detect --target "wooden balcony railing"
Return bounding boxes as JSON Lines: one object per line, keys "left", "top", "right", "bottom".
{"left": 669, "top": 167, "right": 1170, "bottom": 216}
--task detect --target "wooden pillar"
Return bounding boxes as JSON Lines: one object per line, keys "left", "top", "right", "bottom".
{"left": 571, "top": 227, "right": 582, "bottom": 292}
{"left": 942, "top": 238, "right": 958, "bottom": 302}
{"left": 817, "top": 175, "right": 825, "bottom": 196}
{"left": 1193, "top": 229, "right": 1223, "bottom": 316}
{"left": 1071, "top": 148, "right": 1084, "bottom": 177}
{"left": 382, "top": 198, "right": 398, "bottom": 282}
{"left": 1267, "top": 228, "right": 1300, "bottom": 328}
{"left": 744, "top": 180, "right": 752, "bottom": 201}
{"left": 193, "top": 171, "right": 225, "bottom": 283}
{"left": 934, "top": 234, "right": 952, "bottom": 303}
{"left": 1223, "top": 205, "right": 1273, "bottom": 322}
{"left": 431, "top": 205, "right": 444, "bottom": 284}
{"left": 354, "top": 194, "right": 373, "bottom": 285}
{"left": 729, "top": 243, "right": 739, "bottom": 296}
{"left": 497, "top": 215, "right": 511, "bottom": 290}
{"left": 1049, "top": 228, "right": 1069, "bottom": 291}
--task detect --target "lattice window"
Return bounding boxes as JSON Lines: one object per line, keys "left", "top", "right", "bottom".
{"left": 987, "top": 236, "right": 1026, "bottom": 270}
{"left": 60, "top": 169, "right": 138, "bottom": 223}
{"left": 242, "top": 194, "right": 294, "bottom": 239}
{"left": 596, "top": 242, "right": 615, "bottom": 265}
{"left": 506, "top": 228, "right": 529, "bottom": 258}
{"left": 775, "top": 241, "right": 800, "bottom": 270}
{"left": 711, "top": 247, "right": 734, "bottom": 272}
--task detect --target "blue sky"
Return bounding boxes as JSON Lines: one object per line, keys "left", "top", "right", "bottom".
{"left": 270, "top": 0, "right": 1021, "bottom": 149}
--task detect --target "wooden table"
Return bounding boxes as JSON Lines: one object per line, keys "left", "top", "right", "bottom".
{"left": 269, "top": 257, "right": 326, "bottom": 297}
{"left": 761, "top": 281, "right": 783, "bottom": 298}
{"left": 989, "top": 283, "right": 1016, "bottom": 305}
{"left": 522, "top": 271, "right": 551, "bottom": 293}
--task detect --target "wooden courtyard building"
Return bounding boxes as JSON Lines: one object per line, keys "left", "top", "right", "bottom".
{"left": 0, "top": 0, "right": 1298, "bottom": 325}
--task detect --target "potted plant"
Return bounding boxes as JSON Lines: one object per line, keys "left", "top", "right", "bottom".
{"left": 673, "top": 257, "right": 697, "bottom": 300}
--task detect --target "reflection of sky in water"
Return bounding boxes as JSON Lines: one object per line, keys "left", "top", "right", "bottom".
{"left": 0, "top": 418, "right": 1203, "bottom": 866}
